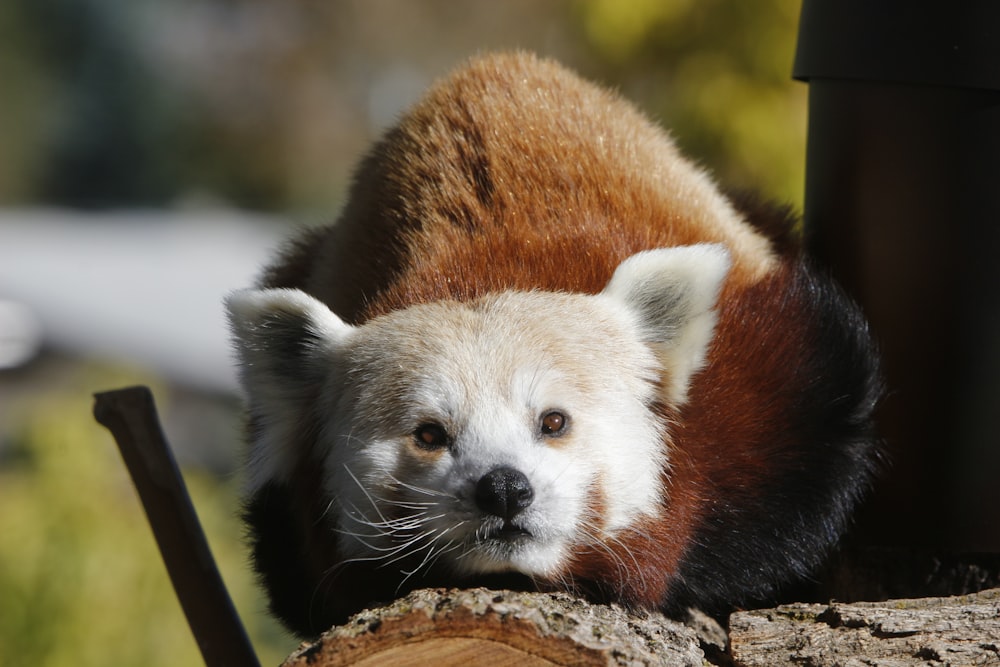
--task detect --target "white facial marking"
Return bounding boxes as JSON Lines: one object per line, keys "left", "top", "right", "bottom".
{"left": 323, "top": 291, "right": 666, "bottom": 578}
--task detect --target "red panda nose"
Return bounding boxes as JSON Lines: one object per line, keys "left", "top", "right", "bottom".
{"left": 474, "top": 466, "right": 534, "bottom": 521}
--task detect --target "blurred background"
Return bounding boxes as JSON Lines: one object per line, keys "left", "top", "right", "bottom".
{"left": 1, "top": 1, "right": 817, "bottom": 664}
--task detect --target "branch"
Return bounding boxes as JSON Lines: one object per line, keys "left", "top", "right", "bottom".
{"left": 93, "top": 386, "right": 260, "bottom": 667}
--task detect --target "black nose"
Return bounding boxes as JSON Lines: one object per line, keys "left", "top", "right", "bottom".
{"left": 474, "top": 466, "right": 534, "bottom": 520}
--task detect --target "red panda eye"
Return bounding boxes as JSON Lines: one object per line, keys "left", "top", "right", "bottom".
{"left": 540, "top": 411, "right": 568, "bottom": 436}
{"left": 414, "top": 423, "right": 450, "bottom": 450}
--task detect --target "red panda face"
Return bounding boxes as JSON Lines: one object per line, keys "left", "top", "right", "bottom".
{"left": 227, "top": 244, "right": 730, "bottom": 584}
{"left": 324, "top": 291, "right": 665, "bottom": 581}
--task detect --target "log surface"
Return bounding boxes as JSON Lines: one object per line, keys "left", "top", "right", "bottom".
{"left": 729, "top": 587, "right": 1000, "bottom": 666}
{"left": 280, "top": 587, "right": 705, "bottom": 667}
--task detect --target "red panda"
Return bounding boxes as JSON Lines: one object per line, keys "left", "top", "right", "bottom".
{"left": 226, "top": 52, "right": 881, "bottom": 638}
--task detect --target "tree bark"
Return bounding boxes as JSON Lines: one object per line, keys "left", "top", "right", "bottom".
{"left": 283, "top": 587, "right": 1000, "bottom": 666}
{"left": 729, "top": 587, "right": 1000, "bottom": 667}
{"left": 279, "top": 587, "right": 705, "bottom": 667}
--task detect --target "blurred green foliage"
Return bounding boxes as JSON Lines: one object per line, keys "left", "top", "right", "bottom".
{"left": 0, "top": 0, "right": 805, "bottom": 212}
{"left": 0, "top": 1, "right": 52, "bottom": 204}
{"left": 0, "top": 366, "right": 294, "bottom": 666}
{"left": 576, "top": 0, "right": 806, "bottom": 207}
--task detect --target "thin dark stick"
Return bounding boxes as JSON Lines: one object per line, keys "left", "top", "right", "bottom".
{"left": 94, "top": 385, "right": 261, "bottom": 667}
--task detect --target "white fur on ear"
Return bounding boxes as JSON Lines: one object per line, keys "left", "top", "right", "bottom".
{"left": 225, "top": 288, "right": 354, "bottom": 489}
{"left": 602, "top": 244, "right": 731, "bottom": 405}
{"left": 226, "top": 288, "right": 353, "bottom": 385}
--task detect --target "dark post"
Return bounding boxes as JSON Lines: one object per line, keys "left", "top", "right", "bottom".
{"left": 794, "top": 1, "right": 1000, "bottom": 551}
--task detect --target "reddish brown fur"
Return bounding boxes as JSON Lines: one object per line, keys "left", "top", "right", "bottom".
{"left": 267, "top": 53, "right": 775, "bottom": 323}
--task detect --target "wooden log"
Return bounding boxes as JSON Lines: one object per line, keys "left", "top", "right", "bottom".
{"left": 279, "top": 587, "right": 705, "bottom": 667}
{"left": 729, "top": 587, "right": 1000, "bottom": 666}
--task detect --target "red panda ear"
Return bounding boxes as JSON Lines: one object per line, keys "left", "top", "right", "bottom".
{"left": 225, "top": 288, "right": 353, "bottom": 488}
{"left": 602, "top": 244, "right": 731, "bottom": 405}
{"left": 226, "top": 288, "right": 353, "bottom": 390}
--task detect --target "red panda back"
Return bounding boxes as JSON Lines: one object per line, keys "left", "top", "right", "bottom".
{"left": 265, "top": 52, "right": 777, "bottom": 320}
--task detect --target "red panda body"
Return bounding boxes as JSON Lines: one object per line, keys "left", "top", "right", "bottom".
{"left": 228, "top": 52, "right": 881, "bottom": 637}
